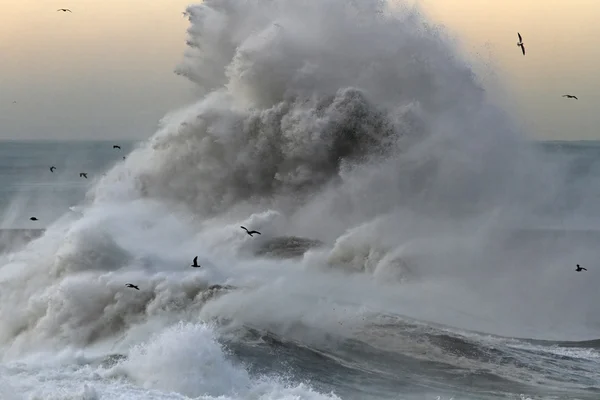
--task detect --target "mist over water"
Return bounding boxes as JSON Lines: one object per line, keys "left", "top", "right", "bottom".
{"left": 1, "top": 0, "right": 600, "bottom": 398}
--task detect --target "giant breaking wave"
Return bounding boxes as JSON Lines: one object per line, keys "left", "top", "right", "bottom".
{"left": 2, "top": 1, "right": 600, "bottom": 398}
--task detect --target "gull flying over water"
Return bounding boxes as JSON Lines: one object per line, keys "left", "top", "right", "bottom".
{"left": 113, "top": 145, "right": 121, "bottom": 149}
{"left": 576, "top": 264, "right": 587, "bottom": 272}
{"left": 57, "top": 8, "right": 72, "bottom": 12}
{"left": 125, "top": 283, "right": 140, "bottom": 290}
{"left": 241, "top": 226, "right": 261, "bottom": 237}
{"left": 517, "top": 33, "right": 525, "bottom": 56}
{"left": 562, "top": 94, "right": 578, "bottom": 100}
{"left": 191, "top": 256, "right": 201, "bottom": 268}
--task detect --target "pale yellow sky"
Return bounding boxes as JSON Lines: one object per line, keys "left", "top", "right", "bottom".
{"left": 1, "top": 0, "right": 599, "bottom": 140}
{"left": 0, "top": 0, "right": 194, "bottom": 140}
{"left": 419, "top": 0, "right": 600, "bottom": 140}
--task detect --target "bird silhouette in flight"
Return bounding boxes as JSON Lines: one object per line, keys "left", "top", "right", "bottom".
{"left": 57, "top": 8, "right": 72, "bottom": 12}
{"left": 30, "top": 217, "right": 38, "bottom": 221}
{"left": 125, "top": 283, "right": 140, "bottom": 290}
{"left": 576, "top": 264, "right": 587, "bottom": 272}
{"left": 562, "top": 94, "right": 578, "bottom": 100}
{"left": 241, "top": 226, "right": 261, "bottom": 237}
{"left": 191, "top": 256, "right": 201, "bottom": 268}
{"left": 517, "top": 32, "right": 525, "bottom": 55}
{"left": 50, "top": 166, "right": 56, "bottom": 172}
{"left": 113, "top": 145, "right": 121, "bottom": 149}
{"left": 79, "top": 172, "right": 87, "bottom": 179}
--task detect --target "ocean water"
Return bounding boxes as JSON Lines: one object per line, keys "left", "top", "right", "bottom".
{"left": 2, "top": 0, "right": 600, "bottom": 399}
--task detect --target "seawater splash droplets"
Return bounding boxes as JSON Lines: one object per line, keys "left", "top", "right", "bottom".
{"left": 121, "top": 322, "right": 251, "bottom": 397}
{"left": 93, "top": 0, "right": 516, "bottom": 223}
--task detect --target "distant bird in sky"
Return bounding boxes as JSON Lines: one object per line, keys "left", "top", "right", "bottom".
{"left": 125, "top": 283, "right": 140, "bottom": 290}
{"left": 562, "top": 94, "right": 578, "bottom": 100}
{"left": 191, "top": 256, "right": 201, "bottom": 268}
{"left": 79, "top": 172, "right": 87, "bottom": 179}
{"left": 576, "top": 264, "right": 587, "bottom": 272}
{"left": 57, "top": 8, "right": 72, "bottom": 12}
{"left": 241, "top": 226, "right": 261, "bottom": 237}
{"left": 30, "top": 217, "right": 38, "bottom": 221}
{"left": 517, "top": 32, "right": 525, "bottom": 56}
{"left": 12, "top": 101, "right": 17, "bottom": 104}
{"left": 50, "top": 166, "right": 56, "bottom": 172}
{"left": 113, "top": 145, "right": 121, "bottom": 149}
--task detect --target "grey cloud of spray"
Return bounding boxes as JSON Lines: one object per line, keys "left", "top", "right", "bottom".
{"left": 89, "top": 0, "right": 600, "bottom": 337}
{"left": 2, "top": 0, "right": 600, "bottom": 357}
{"left": 126, "top": 0, "right": 600, "bottom": 337}
{"left": 112, "top": 0, "right": 521, "bottom": 219}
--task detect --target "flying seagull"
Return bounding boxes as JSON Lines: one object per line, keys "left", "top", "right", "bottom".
{"left": 57, "top": 8, "right": 72, "bottom": 12}
{"left": 517, "top": 32, "right": 525, "bottom": 56}
{"left": 50, "top": 166, "right": 56, "bottom": 172}
{"left": 125, "top": 283, "right": 140, "bottom": 290}
{"left": 79, "top": 172, "right": 87, "bottom": 178}
{"left": 113, "top": 145, "right": 121, "bottom": 149}
{"left": 241, "top": 226, "right": 261, "bottom": 237}
{"left": 576, "top": 264, "right": 587, "bottom": 272}
{"left": 30, "top": 217, "right": 38, "bottom": 221}
{"left": 562, "top": 94, "right": 578, "bottom": 100}
{"left": 191, "top": 256, "right": 201, "bottom": 268}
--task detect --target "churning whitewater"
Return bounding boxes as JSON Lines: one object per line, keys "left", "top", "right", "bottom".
{"left": 1, "top": 0, "right": 600, "bottom": 398}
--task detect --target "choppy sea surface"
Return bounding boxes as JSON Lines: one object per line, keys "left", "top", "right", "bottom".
{"left": 2, "top": 1, "right": 600, "bottom": 399}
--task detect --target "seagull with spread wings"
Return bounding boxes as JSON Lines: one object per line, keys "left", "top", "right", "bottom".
{"left": 517, "top": 32, "right": 525, "bottom": 56}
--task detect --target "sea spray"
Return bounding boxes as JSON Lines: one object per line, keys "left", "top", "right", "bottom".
{"left": 1, "top": 0, "right": 600, "bottom": 398}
